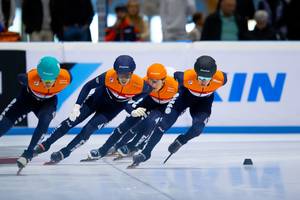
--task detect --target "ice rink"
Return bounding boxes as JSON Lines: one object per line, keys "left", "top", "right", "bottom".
{"left": 1, "top": 134, "right": 300, "bottom": 200}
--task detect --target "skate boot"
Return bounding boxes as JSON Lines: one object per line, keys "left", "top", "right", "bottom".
{"left": 33, "top": 143, "right": 47, "bottom": 157}
{"left": 80, "top": 149, "right": 102, "bottom": 162}
{"left": 163, "top": 139, "right": 183, "bottom": 164}
{"left": 16, "top": 150, "right": 33, "bottom": 175}
{"left": 168, "top": 139, "right": 183, "bottom": 154}
{"left": 127, "top": 153, "right": 146, "bottom": 169}
{"left": 117, "top": 145, "right": 130, "bottom": 156}
{"left": 16, "top": 156, "right": 29, "bottom": 175}
{"left": 129, "top": 146, "right": 138, "bottom": 155}
{"left": 113, "top": 145, "right": 130, "bottom": 161}
{"left": 106, "top": 146, "right": 117, "bottom": 157}
{"left": 114, "top": 145, "right": 139, "bottom": 161}
{"left": 44, "top": 151, "right": 64, "bottom": 165}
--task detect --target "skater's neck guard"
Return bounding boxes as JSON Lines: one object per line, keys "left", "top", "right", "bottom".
{"left": 105, "top": 69, "right": 144, "bottom": 99}
{"left": 183, "top": 69, "right": 226, "bottom": 97}
{"left": 146, "top": 76, "right": 178, "bottom": 104}
{"left": 27, "top": 69, "right": 71, "bottom": 98}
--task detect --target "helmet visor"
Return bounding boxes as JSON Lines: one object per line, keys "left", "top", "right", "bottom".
{"left": 197, "top": 76, "right": 212, "bottom": 82}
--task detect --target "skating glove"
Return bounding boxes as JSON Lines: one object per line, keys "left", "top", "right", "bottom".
{"left": 69, "top": 104, "right": 81, "bottom": 121}
{"left": 131, "top": 107, "right": 147, "bottom": 117}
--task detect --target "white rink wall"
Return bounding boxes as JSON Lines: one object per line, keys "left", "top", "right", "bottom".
{"left": 1, "top": 42, "right": 300, "bottom": 133}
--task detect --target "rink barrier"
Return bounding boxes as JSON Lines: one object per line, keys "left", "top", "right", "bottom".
{"left": 5, "top": 126, "right": 300, "bottom": 135}
{"left": 1, "top": 42, "right": 300, "bottom": 130}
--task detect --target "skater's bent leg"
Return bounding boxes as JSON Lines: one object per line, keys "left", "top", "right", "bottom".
{"left": 42, "top": 104, "right": 93, "bottom": 150}
{"left": 0, "top": 116, "right": 14, "bottom": 137}
{"left": 0, "top": 97, "right": 30, "bottom": 137}
{"left": 176, "top": 112, "right": 209, "bottom": 145}
{"left": 119, "top": 110, "right": 161, "bottom": 150}
{"left": 141, "top": 110, "right": 179, "bottom": 161}
{"left": 99, "top": 116, "right": 140, "bottom": 155}
{"left": 42, "top": 119, "right": 75, "bottom": 150}
{"left": 60, "top": 114, "right": 108, "bottom": 158}
{"left": 23, "top": 112, "right": 54, "bottom": 159}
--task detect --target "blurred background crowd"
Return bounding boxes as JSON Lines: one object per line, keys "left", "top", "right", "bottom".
{"left": 0, "top": 0, "right": 299, "bottom": 42}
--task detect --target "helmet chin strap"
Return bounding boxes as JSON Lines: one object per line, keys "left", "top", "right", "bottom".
{"left": 156, "top": 80, "right": 165, "bottom": 92}
{"left": 118, "top": 77, "right": 130, "bottom": 86}
{"left": 43, "top": 82, "right": 55, "bottom": 89}
{"left": 198, "top": 79, "right": 211, "bottom": 87}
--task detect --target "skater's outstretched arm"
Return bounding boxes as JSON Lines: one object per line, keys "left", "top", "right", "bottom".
{"left": 76, "top": 72, "right": 106, "bottom": 105}
{"left": 125, "top": 81, "right": 152, "bottom": 114}
{"left": 17, "top": 73, "right": 28, "bottom": 86}
{"left": 174, "top": 71, "right": 184, "bottom": 85}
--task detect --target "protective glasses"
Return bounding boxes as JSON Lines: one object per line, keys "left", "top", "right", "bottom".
{"left": 197, "top": 76, "right": 212, "bottom": 82}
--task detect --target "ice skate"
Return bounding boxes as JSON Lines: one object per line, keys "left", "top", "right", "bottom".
{"left": 44, "top": 151, "right": 63, "bottom": 165}
{"left": 114, "top": 146, "right": 136, "bottom": 161}
{"left": 16, "top": 156, "right": 28, "bottom": 175}
{"left": 127, "top": 153, "right": 146, "bottom": 169}
{"left": 105, "top": 146, "right": 118, "bottom": 157}
{"left": 168, "top": 139, "right": 183, "bottom": 154}
{"left": 33, "top": 143, "right": 47, "bottom": 157}
{"left": 80, "top": 149, "right": 102, "bottom": 162}
{"left": 163, "top": 153, "right": 173, "bottom": 164}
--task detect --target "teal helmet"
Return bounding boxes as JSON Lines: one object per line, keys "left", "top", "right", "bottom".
{"left": 37, "top": 56, "right": 60, "bottom": 81}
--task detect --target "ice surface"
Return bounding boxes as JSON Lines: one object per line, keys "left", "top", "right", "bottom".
{"left": 1, "top": 134, "right": 300, "bottom": 200}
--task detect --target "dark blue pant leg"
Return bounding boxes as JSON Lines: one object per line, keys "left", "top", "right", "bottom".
{"left": 0, "top": 97, "right": 31, "bottom": 137}
{"left": 42, "top": 103, "right": 94, "bottom": 151}
{"left": 98, "top": 116, "right": 140, "bottom": 155}
{"left": 176, "top": 112, "right": 210, "bottom": 145}
{"left": 116, "top": 109, "right": 162, "bottom": 150}
{"left": 141, "top": 109, "right": 180, "bottom": 160}
{"left": 0, "top": 117, "right": 14, "bottom": 137}
{"left": 22, "top": 98, "right": 57, "bottom": 159}
{"left": 176, "top": 94, "right": 213, "bottom": 144}
{"left": 60, "top": 113, "right": 109, "bottom": 158}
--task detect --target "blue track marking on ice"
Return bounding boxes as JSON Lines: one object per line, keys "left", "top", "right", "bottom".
{"left": 56, "top": 63, "right": 101, "bottom": 110}
{"left": 7, "top": 126, "right": 300, "bottom": 135}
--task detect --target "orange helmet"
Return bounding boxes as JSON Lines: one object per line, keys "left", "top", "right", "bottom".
{"left": 147, "top": 63, "right": 167, "bottom": 80}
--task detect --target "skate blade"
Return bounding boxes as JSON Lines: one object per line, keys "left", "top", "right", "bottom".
{"left": 16, "top": 160, "right": 26, "bottom": 175}
{"left": 113, "top": 155, "right": 126, "bottom": 161}
{"left": 80, "top": 157, "right": 99, "bottom": 162}
{"left": 163, "top": 153, "right": 173, "bottom": 164}
{"left": 43, "top": 160, "right": 58, "bottom": 165}
{"left": 114, "top": 154, "right": 132, "bottom": 161}
{"left": 105, "top": 152, "right": 118, "bottom": 157}
{"left": 127, "top": 163, "right": 139, "bottom": 169}
{"left": 16, "top": 167, "right": 24, "bottom": 175}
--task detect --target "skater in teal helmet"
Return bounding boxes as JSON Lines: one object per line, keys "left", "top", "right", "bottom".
{"left": 0, "top": 56, "right": 71, "bottom": 174}
{"left": 37, "top": 56, "right": 61, "bottom": 88}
